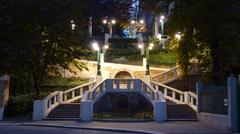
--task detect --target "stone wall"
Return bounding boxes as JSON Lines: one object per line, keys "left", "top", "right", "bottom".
{"left": 0, "top": 75, "right": 10, "bottom": 120}
{"left": 57, "top": 60, "right": 168, "bottom": 80}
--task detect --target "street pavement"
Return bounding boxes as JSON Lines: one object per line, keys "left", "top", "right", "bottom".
{"left": 0, "top": 125, "right": 133, "bottom": 134}
{"left": 0, "top": 120, "right": 231, "bottom": 134}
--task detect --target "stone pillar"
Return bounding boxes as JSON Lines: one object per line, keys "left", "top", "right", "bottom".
{"left": 154, "top": 101, "right": 167, "bottom": 122}
{"left": 0, "top": 74, "right": 10, "bottom": 120}
{"left": 80, "top": 101, "right": 93, "bottom": 121}
{"left": 96, "top": 75, "right": 103, "bottom": 84}
{"left": 137, "top": 33, "right": 145, "bottom": 56}
{"left": 154, "top": 16, "right": 159, "bottom": 37}
{"left": 58, "top": 91, "right": 63, "bottom": 104}
{"left": 32, "top": 100, "right": 48, "bottom": 121}
{"left": 143, "top": 58, "right": 147, "bottom": 68}
{"left": 144, "top": 75, "right": 151, "bottom": 85}
{"left": 100, "top": 53, "right": 104, "bottom": 65}
{"left": 196, "top": 81, "right": 204, "bottom": 112}
{"left": 228, "top": 76, "right": 238, "bottom": 132}
{"left": 105, "top": 79, "right": 113, "bottom": 92}
{"left": 104, "top": 33, "right": 110, "bottom": 45}
{"left": 88, "top": 17, "right": 92, "bottom": 37}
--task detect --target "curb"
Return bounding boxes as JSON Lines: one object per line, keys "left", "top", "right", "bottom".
{"left": 19, "top": 123, "right": 162, "bottom": 134}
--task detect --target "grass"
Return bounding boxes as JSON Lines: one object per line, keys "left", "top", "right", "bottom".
{"left": 41, "top": 76, "right": 89, "bottom": 94}
{"left": 105, "top": 48, "right": 177, "bottom": 67}
{"left": 42, "top": 76, "right": 89, "bottom": 87}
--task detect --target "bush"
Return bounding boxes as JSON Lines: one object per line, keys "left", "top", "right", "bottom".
{"left": 4, "top": 94, "right": 35, "bottom": 117}
{"left": 108, "top": 38, "right": 138, "bottom": 49}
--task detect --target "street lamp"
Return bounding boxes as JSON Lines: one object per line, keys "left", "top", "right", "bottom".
{"left": 130, "top": 19, "right": 145, "bottom": 38}
{"left": 160, "top": 15, "right": 165, "bottom": 35}
{"left": 92, "top": 42, "right": 101, "bottom": 76}
{"left": 102, "top": 18, "right": 116, "bottom": 37}
{"left": 71, "top": 20, "right": 76, "bottom": 30}
{"left": 138, "top": 42, "right": 154, "bottom": 75}
{"left": 175, "top": 32, "right": 181, "bottom": 40}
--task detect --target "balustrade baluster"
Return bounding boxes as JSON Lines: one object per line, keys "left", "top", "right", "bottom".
{"left": 164, "top": 74, "right": 168, "bottom": 81}
{"left": 164, "top": 88, "right": 168, "bottom": 96}
{"left": 116, "top": 80, "right": 120, "bottom": 90}
{"left": 190, "top": 96, "right": 193, "bottom": 105}
{"left": 174, "top": 69, "right": 178, "bottom": 78}
{"left": 80, "top": 88, "right": 83, "bottom": 96}
{"left": 127, "top": 80, "right": 131, "bottom": 90}
{"left": 71, "top": 91, "right": 75, "bottom": 100}
{"left": 180, "top": 94, "right": 183, "bottom": 102}
{"left": 172, "top": 91, "right": 176, "bottom": 99}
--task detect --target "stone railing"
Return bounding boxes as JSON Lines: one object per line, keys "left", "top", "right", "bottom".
{"left": 152, "top": 81, "right": 197, "bottom": 111}
{"left": 81, "top": 79, "right": 166, "bottom": 122}
{"left": 152, "top": 66, "right": 180, "bottom": 84}
{"left": 32, "top": 81, "right": 96, "bottom": 120}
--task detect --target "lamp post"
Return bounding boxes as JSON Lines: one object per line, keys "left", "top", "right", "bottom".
{"left": 139, "top": 43, "right": 154, "bottom": 75}
{"left": 92, "top": 42, "right": 109, "bottom": 76}
{"left": 71, "top": 20, "right": 76, "bottom": 30}
{"left": 130, "top": 19, "right": 145, "bottom": 38}
{"left": 175, "top": 32, "right": 181, "bottom": 40}
{"left": 103, "top": 18, "right": 116, "bottom": 37}
{"left": 160, "top": 15, "right": 165, "bottom": 35}
{"left": 92, "top": 42, "right": 101, "bottom": 76}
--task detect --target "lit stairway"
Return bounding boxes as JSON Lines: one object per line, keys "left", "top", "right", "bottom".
{"left": 47, "top": 103, "right": 80, "bottom": 119}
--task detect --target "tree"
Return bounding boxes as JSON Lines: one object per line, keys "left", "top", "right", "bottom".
{"left": 86, "top": 0, "right": 135, "bottom": 36}
{"left": 0, "top": 0, "right": 91, "bottom": 96}
{"left": 142, "top": 0, "right": 240, "bottom": 78}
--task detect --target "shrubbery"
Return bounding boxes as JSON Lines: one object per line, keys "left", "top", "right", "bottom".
{"left": 4, "top": 76, "right": 88, "bottom": 118}
{"left": 4, "top": 94, "right": 35, "bottom": 117}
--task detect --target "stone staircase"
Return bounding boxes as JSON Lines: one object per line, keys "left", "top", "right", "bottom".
{"left": 46, "top": 99, "right": 197, "bottom": 121}
{"left": 47, "top": 103, "right": 80, "bottom": 119}
{"left": 167, "top": 103, "right": 197, "bottom": 121}
{"left": 34, "top": 67, "right": 198, "bottom": 121}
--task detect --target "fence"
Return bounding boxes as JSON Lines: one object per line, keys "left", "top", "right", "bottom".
{"left": 197, "top": 82, "right": 228, "bottom": 115}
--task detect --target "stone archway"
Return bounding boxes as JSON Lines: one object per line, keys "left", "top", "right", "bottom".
{"left": 115, "top": 71, "right": 133, "bottom": 79}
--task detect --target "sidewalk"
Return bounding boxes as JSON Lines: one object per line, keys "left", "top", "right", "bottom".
{"left": 0, "top": 120, "right": 230, "bottom": 134}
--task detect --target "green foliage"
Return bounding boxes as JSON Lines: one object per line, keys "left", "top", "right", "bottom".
{"left": 105, "top": 46, "right": 176, "bottom": 66}
{"left": 146, "top": 0, "right": 240, "bottom": 77}
{"left": 41, "top": 76, "right": 88, "bottom": 88}
{"left": 5, "top": 76, "right": 88, "bottom": 117}
{"left": 149, "top": 37, "right": 161, "bottom": 46}
{"left": 4, "top": 94, "right": 35, "bottom": 117}
{"left": 149, "top": 50, "right": 176, "bottom": 65}
{"left": 93, "top": 112, "right": 154, "bottom": 120}
{"left": 0, "top": 0, "right": 91, "bottom": 95}
{"left": 108, "top": 38, "right": 138, "bottom": 49}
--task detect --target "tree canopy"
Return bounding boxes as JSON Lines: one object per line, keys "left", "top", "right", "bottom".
{"left": 142, "top": 0, "right": 240, "bottom": 78}
{"left": 0, "top": 0, "right": 91, "bottom": 96}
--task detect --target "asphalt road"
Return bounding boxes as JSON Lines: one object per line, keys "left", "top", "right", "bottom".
{"left": 0, "top": 125, "right": 137, "bottom": 134}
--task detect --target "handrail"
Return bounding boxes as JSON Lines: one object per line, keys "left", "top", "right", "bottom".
{"left": 44, "top": 91, "right": 59, "bottom": 100}
{"left": 152, "top": 66, "right": 180, "bottom": 84}
{"left": 42, "top": 80, "right": 96, "bottom": 116}
{"left": 82, "top": 79, "right": 166, "bottom": 105}
{"left": 152, "top": 81, "right": 198, "bottom": 111}
{"left": 152, "top": 66, "right": 180, "bottom": 78}
{"left": 63, "top": 81, "right": 96, "bottom": 94}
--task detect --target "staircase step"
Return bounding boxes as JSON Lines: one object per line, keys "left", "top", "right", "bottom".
{"left": 166, "top": 103, "right": 198, "bottom": 121}
{"left": 47, "top": 103, "right": 80, "bottom": 119}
